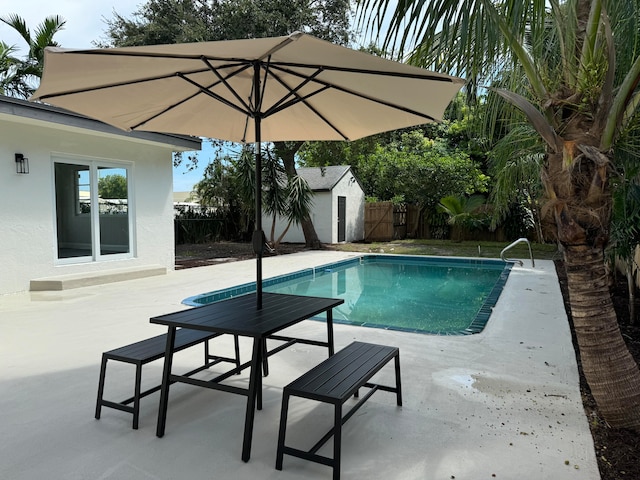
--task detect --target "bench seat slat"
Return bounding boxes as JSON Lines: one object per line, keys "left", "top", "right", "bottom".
{"left": 286, "top": 342, "right": 398, "bottom": 401}
{"left": 105, "top": 329, "right": 218, "bottom": 363}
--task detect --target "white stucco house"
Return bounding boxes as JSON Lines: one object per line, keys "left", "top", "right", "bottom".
{"left": 262, "top": 165, "right": 365, "bottom": 244}
{"left": 0, "top": 95, "right": 200, "bottom": 295}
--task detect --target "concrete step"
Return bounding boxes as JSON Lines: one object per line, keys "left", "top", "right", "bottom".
{"left": 30, "top": 265, "right": 167, "bottom": 291}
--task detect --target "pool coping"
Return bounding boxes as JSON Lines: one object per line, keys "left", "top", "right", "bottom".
{"left": 183, "top": 254, "right": 513, "bottom": 336}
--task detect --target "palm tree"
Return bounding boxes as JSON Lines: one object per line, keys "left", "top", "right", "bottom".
{"left": 358, "top": 0, "right": 640, "bottom": 430}
{"left": 438, "top": 194, "right": 487, "bottom": 241}
{"left": 0, "top": 42, "right": 29, "bottom": 97}
{"left": 0, "top": 14, "right": 66, "bottom": 98}
{"left": 261, "top": 149, "right": 314, "bottom": 249}
{"left": 231, "top": 145, "right": 314, "bottom": 250}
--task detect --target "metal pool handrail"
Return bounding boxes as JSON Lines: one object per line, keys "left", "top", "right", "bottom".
{"left": 501, "top": 238, "right": 535, "bottom": 268}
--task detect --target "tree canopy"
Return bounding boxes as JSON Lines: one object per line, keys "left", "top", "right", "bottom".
{"left": 98, "top": 174, "right": 128, "bottom": 200}
{"left": 100, "top": 0, "right": 351, "bottom": 47}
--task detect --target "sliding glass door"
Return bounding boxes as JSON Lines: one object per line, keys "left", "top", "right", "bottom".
{"left": 54, "top": 158, "right": 133, "bottom": 263}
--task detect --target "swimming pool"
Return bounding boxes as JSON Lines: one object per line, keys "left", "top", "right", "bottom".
{"left": 184, "top": 255, "right": 512, "bottom": 335}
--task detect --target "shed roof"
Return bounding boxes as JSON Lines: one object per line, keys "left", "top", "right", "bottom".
{"left": 296, "top": 165, "right": 358, "bottom": 191}
{"left": 0, "top": 94, "right": 201, "bottom": 151}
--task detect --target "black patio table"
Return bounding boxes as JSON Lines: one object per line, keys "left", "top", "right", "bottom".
{"left": 150, "top": 292, "right": 344, "bottom": 462}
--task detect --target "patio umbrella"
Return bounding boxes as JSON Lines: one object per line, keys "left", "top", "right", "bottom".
{"left": 31, "top": 32, "right": 465, "bottom": 308}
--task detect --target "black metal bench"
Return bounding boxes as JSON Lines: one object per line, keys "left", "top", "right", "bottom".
{"left": 95, "top": 329, "right": 240, "bottom": 429}
{"left": 275, "top": 341, "right": 402, "bottom": 480}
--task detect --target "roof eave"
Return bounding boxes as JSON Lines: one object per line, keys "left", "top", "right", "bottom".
{"left": 0, "top": 94, "right": 201, "bottom": 151}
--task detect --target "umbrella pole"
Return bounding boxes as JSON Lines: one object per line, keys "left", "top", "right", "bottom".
{"left": 253, "top": 62, "right": 263, "bottom": 310}
{"left": 254, "top": 137, "right": 263, "bottom": 310}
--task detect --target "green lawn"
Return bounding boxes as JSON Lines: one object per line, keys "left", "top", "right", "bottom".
{"left": 331, "top": 239, "right": 560, "bottom": 261}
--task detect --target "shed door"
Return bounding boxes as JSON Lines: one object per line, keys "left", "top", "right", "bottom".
{"left": 338, "top": 196, "right": 346, "bottom": 242}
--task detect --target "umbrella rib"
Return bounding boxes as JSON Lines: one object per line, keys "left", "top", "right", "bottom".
{"left": 262, "top": 69, "right": 349, "bottom": 140}
{"left": 261, "top": 67, "right": 324, "bottom": 116}
{"left": 255, "top": 33, "right": 302, "bottom": 61}
{"left": 268, "top": 64, "right": 438, "bottom": 123}
{"left": 129, "top": 72, "right": 251, "bottom": 131}
{"left": 177, "top": 73, "right": 250, "bottom": 115}
{"left": 35, "top": 68, "right": 211, "bottom": 101}
{"left": 268, "top": 61, "right": 458, "bottom": 83}
{"left": 202, "top": 58, "right": 253, "bottom": 114}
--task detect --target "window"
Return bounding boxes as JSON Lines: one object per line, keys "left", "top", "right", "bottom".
{"left": 54, "top": 158, "right": 133, "bottom": 262}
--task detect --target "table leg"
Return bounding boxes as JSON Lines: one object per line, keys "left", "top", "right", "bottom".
{"left": 327, "top": 309, "right": 335, "bottom": 356}
{"left": 156, "top": 326, "right": 176, "bottom": 438}
{"left": 242, "top": 338, "right": 262, "bottom": 462}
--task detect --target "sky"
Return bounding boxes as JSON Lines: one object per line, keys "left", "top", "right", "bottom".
{"left": 0, "top": 1, "right": 213, "bottom": 193}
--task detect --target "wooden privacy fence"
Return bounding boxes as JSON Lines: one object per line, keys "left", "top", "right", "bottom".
{"left": 365, "top": 202, "right": 417, "bottom": 241}
{"left": 364, "top": 202, "right": 393, "bottom": 241}
{"left": 364, "top": 202, "right": 504, "bottom": 242}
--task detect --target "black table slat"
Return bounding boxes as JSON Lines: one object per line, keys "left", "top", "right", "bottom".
{"left": 150, "top": 293, "right": 343, "bottom": 336}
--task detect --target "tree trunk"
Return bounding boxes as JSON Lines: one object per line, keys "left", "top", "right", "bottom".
{"left": 564, "top": 245, "right": 640, "bottom": 429}
{"left": 277, "top": 141, "right": 323, "bottom": 249}
{"left": 300, "top": 216, "right": 322, "bottom": 249}
{"left": 544, "top": 138, "right": 640, "bottom": 430}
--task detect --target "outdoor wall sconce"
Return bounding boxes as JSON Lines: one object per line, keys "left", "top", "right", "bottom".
{"left": 15, "top": 153, "right": 29, "bottom": 174}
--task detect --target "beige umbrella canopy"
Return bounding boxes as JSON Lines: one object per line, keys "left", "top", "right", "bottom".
{"left": 32, "top": 31, "right": 465, "bottom": 306}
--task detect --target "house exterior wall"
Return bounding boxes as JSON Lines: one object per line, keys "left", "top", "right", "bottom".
{"left": 331, "top": 172, "right": 365, "bottom": 243}
{"left": 264, "top": 191, "right": 333, "bottom": 244}
{"left": 261, "top": 168, "right": 365, "bottom": 244}
{"left": 0, "top": 114, "right": 176, "bottom": 294}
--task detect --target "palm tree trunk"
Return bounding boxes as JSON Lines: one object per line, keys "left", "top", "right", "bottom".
{"left": 564, "top": 245, "right": 640, "bottom": 429}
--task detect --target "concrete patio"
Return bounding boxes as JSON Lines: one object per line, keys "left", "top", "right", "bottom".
{"left": 0, "top": 252, "right": 599, "bottom": 479}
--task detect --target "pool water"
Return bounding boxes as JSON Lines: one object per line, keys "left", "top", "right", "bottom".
{"left": 184, "top": 255, "right": 512, "bottom": 335}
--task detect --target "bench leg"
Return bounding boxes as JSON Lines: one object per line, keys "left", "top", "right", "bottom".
{"left": 242, "top": 338, "right": 263, "bottom": 462}
{"left": 132, "top": 363, "right": 143, "bottom": 429}
{"left": 95, "top": 355, "right": 108, "bottom": 420}
{"left": 333, "top": 402, "right": 343, "bottom": 480}
{"left": 156, "top": 326, "right": 177, "bottom": 438}
{"left": 262, "top": 338, "right": 269, "bottom": 377}
{"left": 394, "top": 353, "right": 403, "bottom": 406}
{"left": 275, "top": 391, "right": 291, "bottom": 470}
{"left": 233, "top": 334, "right": 241, "bottom": 371}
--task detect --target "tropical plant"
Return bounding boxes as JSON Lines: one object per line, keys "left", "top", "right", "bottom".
{"left": 195, "top": 145, "right": 314, "bottom": 249}
{"left": 271, "top": 174, "right": 314, "bottom": 248}
{"left": 487, "top": 123, "right": 546, "bottom": 242}
{"left": 194, "top": 147, "right": 256, "bottom": 239}
{"left": 0, "top": 42, "right": 29, "bottom": 97}
{"left": 0, "top": 14, "right": 66, "bottom": 98}
{"left": 251, "top": 148, "right": 314, "bottom": 249}
{"left": 438, "top": 194, "right": 488, "bottom": 241}
{"left": 358, "top": 0, "right": 640, "bottom": 430}
{"left": 608, "top": 157, "right": 640, "bottom": 324}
